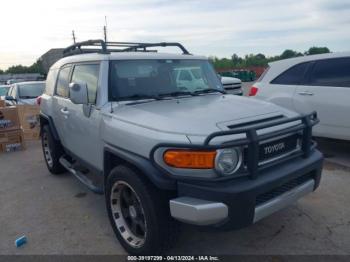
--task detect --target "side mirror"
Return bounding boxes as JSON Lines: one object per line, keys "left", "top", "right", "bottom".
{"left": 5, "top": 95, "right": 16, "bottom": 101}
{"left": 217, "top": 74, "right": 222, "bottom": 80}
{"left": 69, "top": 82, "right": 88, "bottom": 104}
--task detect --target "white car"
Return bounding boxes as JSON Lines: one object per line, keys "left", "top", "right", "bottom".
{"left": 173, "top": 67, "right": 243, "bottom": 95}
{"left": 221, "top": 76, "right": 243, "bottom": 95}
{"left": 5, "top": 81, "right": 45, "bottom": 106}
{"left": 250, "top": 52, "right": 350, "bottom": 141}
{"left": 174, "top": 67, "right": 207, "bottom": 92}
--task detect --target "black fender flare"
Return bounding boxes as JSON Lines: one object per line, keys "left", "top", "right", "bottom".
{"left": 40, "top": 113, "right": 60, "bottom": 141}
{"left": 104, "top": 144, "right": 176, "bottom": 191}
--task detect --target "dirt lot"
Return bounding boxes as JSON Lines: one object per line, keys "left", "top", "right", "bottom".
{"left": 0, "top": 139, "right": 350, "bottom": 255}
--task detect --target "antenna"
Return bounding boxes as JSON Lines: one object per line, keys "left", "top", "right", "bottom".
{"left": 103, "top": 16, "right": 108, "bottom": 42}
{"left": 72, "top": 30, "right": 76, "bottom": 44}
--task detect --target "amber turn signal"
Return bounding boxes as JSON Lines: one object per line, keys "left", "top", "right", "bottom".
{"left": 163, "top": 150, "right": 216, "bottom": 169}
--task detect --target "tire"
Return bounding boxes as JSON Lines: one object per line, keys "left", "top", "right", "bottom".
{"left": 105, "top": 165, "right": 178, "bottom": 255}
{"left": 41, "top": 125, "right": 66, "bottom": 175}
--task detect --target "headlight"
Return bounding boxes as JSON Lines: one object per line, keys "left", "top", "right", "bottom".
{"left": 215, "top": 147, "right": 242, "bottom": 176}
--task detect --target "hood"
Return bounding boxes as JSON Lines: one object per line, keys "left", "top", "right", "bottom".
{"left": 112, "top": 94, "right": 297, "bottom": 136}
{"left": 221, "top": 76, "right": 241, "bottom": 84}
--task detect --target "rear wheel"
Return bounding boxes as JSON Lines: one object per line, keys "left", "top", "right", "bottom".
{"left": 41, "top": 125, "right": 66, "bottom": 174}
{"left": 105, "top": 165, "right": 178, "bottom": 254}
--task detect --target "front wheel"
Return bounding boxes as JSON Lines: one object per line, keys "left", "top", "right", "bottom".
{"left": 105, "top": 165, "right": 178, "bottom": 255}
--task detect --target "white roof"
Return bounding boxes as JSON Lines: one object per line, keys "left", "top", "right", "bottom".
{"left": 15, "top": 81, "right": 45, "bottom": 86}
{"left": 263, "top": 52, "right": 350, "bottom": 82}
{"left": 51, "top": 52, "right": 207, "bottom": 69}
{"left": 269, "top": 52, "right": 350, "bottom": 67}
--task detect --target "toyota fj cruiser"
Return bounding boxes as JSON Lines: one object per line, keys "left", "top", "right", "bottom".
{"left": 40, "top": 40, "right": 323, "bottom": 254}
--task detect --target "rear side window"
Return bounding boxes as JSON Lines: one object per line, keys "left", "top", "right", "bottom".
{"left": 56, "top": 66, "right": 71, "bottom": 98}
{"left": 271, "top": 62, "right": 309, "bottom": 85}
{"left": 71, "top": 64, "right": 100, "bottom": 104}
{"left": 309, "top": 58, "right": 350, "bottom": 87}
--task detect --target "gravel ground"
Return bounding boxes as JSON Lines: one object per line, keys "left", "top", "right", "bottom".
{"left": 0, "top": 140, "right": 349, "bottom": 255}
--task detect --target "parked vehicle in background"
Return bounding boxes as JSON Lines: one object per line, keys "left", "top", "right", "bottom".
{"left": 220, "top": 69, "right": 256, "bottom": 82}
{"left": 250, "top": 52, "right": 350, "bottom": 141}
{"left": 174, "top": 68, "right": 242, "bottom": 95}
{"left": 173, "top": 67, "right": 208, "bottom": 92}
{"left": 220, "top": 76, "right": 243, "bottom": 95}
{"left": 5, "top": 81, "right": 45, "bottom": 106}
{"left": 40, "top": 40, "right": 323, "bottom": 255}
{"left": 6, "top": 79, "right": 26, "bottom": 85}
{"left": 0, "top": 85, "right": 10, "bottom": 96}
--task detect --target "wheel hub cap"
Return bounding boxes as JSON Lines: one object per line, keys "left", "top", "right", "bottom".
{"left": 110, "top": 181, "right": 147, "bottom": 248}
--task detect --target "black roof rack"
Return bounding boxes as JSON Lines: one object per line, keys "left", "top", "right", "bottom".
{"left": 63, "top": 39, "right": 191, "bottom": 57}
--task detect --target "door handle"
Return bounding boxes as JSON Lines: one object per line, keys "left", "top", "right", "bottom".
{"left": 60, "top": 107, "right": 70, "bottom": 115}
{"left": 298, "top": 91, "right": 314, "bottom": 96}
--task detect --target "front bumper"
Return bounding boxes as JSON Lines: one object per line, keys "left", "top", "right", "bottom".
{"left": 169, "top": 149, "right": 323, "bottom": 229}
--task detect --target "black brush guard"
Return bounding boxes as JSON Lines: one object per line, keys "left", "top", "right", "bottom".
{"left": 151, "top": 112, "right": 319, "bottom": 180}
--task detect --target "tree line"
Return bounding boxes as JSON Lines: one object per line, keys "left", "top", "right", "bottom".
{"left": 0, "top": 46, "right": 330, "bottom": 74}
{"left": 0, "top": 60, "right": 46, "bottom": 75}
{"left": 210, "top": 46, "right": 330, "bottom": 69}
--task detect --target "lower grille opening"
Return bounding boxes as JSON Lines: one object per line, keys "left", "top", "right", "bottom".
{"left": 256, "top": 173, "right": 315, "bottom": 206}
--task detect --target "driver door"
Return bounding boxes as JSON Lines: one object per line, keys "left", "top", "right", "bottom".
{"left": 52, "top": 63, "right": 102, "bottom": 171}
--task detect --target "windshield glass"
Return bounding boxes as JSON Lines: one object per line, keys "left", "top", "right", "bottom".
{"left": 18, "top": 82, "right": 45, "bottom": 98}
{"left": 0, "top": 86, "right": 9, "bottom": 96}
{"left": 109, "top": 59, "right": 223, "bottom": 100}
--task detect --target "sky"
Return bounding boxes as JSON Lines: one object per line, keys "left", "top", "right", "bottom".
{"left": 0, "top": 0, "right": 349, "bottom": 70}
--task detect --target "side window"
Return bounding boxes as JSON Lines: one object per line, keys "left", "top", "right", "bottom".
{"left": 179, "top": 70, "right": 192, "bottom": 81}
{"left": 71, "top": 64, "right": 100, "bottom": 104}
{"left": 309, "top": 58, "right": 350, "bottom": 87}
{"left": 271, "top": 62, "right": 309, "bottom": 85}
{"left": 56, "top": 66, "right": 71, "bottom": 98}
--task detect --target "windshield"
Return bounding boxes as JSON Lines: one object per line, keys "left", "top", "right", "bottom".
{"left": 109, "top": 59, "right": 223, "bottom": 101}
{"left": 18, "top": 83, "right": 45, "bottom": 98}
{"left": 0, "top": 86, "right": 9, "bottom": 96}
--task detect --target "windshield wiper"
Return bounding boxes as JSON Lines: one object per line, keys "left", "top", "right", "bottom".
{"left": 119, "top": 94, "right": 162, "bottom": 101}
{"left": 158, "top": 91, "right": 197, "bottom": 98}
{"left": 193, "top": 88, "right": 226, "bottom": 95}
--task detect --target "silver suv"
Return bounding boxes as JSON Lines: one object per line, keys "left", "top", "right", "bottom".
{"left": 40, "top": 40, "right": 323, "bottom": 254}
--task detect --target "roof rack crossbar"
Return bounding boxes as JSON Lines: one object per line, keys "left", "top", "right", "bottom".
{"left": 63, "top": 39, "right": 191, "bottom": 57}
{"left": 63, "top": 39, "right": 108, "bottom": 56}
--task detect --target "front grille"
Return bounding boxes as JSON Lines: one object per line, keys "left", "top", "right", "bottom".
{"left": 243, "top": 133, "right": 300, "bottom": 166}
{"left": 258, "top": 134, "right": 299, "bottom": 163}
{"left": 255, "top": 173, "right": 314, "bottom": 206}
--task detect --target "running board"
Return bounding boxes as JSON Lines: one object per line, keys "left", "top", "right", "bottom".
{"left": 59, "top": 157, "right": 103, "bottom": 194}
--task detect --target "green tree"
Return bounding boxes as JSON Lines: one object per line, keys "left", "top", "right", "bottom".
{"left": 28, "top": 60, "right": 46, "bottom": 75}
{"left": 6, "top": 65, "right": 30, "bottom": 74}
{"left": 279, "top": 49, "right": 303, "bottom": 60}
{"left": 4, "top": 59, "right": 46, "bottom": 75}
{"left": 231, "top": 53, "right": 243, "bottom": 67}
{"left": 305, "top": 46, "right": 330, "bottom": 55}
